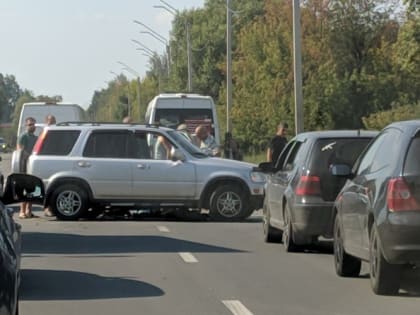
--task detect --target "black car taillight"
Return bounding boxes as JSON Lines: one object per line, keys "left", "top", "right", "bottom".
{"left": 387, "top": 177, "right": 420, "bottom": 212}
{"left": 295, "top": 175, "right": 321, "bottom": 196}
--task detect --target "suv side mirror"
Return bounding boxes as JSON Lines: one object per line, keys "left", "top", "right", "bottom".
{"left": 171, "top": 148, "right": 186, "bottom": 162}
{"left": 330, "top": 164, "right": 352, "bottom": 177}
{"left": 1, "top": 174, "right": 45, "bottom": 205}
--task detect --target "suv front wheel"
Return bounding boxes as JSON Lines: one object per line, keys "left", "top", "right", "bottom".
{"left": 209, "top": 185, "right": 250, "bottom": 221}
{"left": 50, "top": 184, "right": 89, "bottom": 220}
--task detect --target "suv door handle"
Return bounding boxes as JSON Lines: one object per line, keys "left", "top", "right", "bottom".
{"left": 137, "top": 164, "right": 148, "bottom": 169}
{"left": 77, "top": 161, "right": 91, "bottom": 168}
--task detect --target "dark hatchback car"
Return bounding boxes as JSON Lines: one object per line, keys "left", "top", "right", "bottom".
{"left": 258, "top": 130, "right": 377, "bottom": 252}
{"left": 0, "top": 174, "right": 45, "bottom": 315}
{"left": 332, "top": 120, "right": 420, "bottom": 295}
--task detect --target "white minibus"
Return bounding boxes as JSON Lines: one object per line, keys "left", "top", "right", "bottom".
{"left": 145, "top": 93, "right": 220, "bottom": 144}
{"left": 17, "top": 102, "right": 86, "bottom": 138}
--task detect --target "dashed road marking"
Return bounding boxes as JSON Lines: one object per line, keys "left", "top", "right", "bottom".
{"left": 157, "top": 225, "right": 170, "bottom": 232}
{"left": 222, "top": 300, "right": 254, "bottom": 315}
{"left": 178, "top": 252, "right": 198, "bottom": 263}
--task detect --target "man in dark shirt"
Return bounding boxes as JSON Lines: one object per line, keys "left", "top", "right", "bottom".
{"left": 267, "top": 122, "right": 288, "bottom": 164}
{"left": 18, "top": 117, "right": 38, "bottom": 218}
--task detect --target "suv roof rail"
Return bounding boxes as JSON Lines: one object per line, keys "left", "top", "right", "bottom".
{"left": 55, "top": 121, "right": 151, "bottom": 127}
{"left": 145, "top": 123, "right": 161, "bottom": 128}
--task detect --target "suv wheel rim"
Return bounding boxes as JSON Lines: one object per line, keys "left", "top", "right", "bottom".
{"left": 216, "top": 191, "right": 242, "bottom": 218}
{"left": 56, "top": 190, "right": 82, "bottom": 216}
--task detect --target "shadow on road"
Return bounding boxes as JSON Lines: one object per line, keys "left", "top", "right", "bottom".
{"left": 22, "top": 233, "right": 247, "bottom": 255}
{"left": 20, "top": 269, "right": 164, "bottom": 300}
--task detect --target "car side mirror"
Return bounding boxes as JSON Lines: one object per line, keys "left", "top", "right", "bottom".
{"left": 1, "top": 174, "right": 45, "bottom": 205}
{"left": 255, "top": 162, "right": 275, "bottom": 173}
{"left": 171, "top": 148, "right": 186, "bottom": 162}
{"left": 330, "top": 164, "right": 352, "bottom": 177}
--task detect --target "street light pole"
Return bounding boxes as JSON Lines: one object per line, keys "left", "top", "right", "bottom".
{"left": 226, "top": 0, "right": 232, "bottom": 133}
{"left": 139, "top": 31, "right": 170, "bottom": 77}
{"left": 154, "top": 0, "right": 193, "bottom": 92}
{"left": 117, "top": 61, "right": 141, "bottom": 122}
{"left": 293, "top": 0, "right": 304, "bottom": 134}
{"left": 134, "top": 20, "right": 171, "bottom": 77}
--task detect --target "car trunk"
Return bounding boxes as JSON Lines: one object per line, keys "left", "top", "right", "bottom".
{"left": 308, "top": 137, "right": 373, "bottom": 201}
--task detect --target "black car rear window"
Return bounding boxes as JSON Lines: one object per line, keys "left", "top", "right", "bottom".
{"left": 38, "top": 130, "right": 80, "bottom": 155}
{"left": 404, "top": 136, "right": 420, "bottom": 175}
{"left": 309, "top": 137, "right": 373, "bottom": 201}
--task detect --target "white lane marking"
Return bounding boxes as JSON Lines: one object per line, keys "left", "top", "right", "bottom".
{"left": 179, "top": 252, "right": 198, "bottom": 263}
{"left": 157, "top": 225, "right": 170, "bottom": 232}
{"left": 222, "top": 300, "right": 254, "bottom": 315}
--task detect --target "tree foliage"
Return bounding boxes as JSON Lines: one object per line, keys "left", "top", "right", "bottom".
{"left": 2, "top": 1, "right": 418, "bottom": 157}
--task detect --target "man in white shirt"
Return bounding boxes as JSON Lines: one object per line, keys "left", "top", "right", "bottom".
{"left": 194, "top": 125, "right": 220, "bottom": 157}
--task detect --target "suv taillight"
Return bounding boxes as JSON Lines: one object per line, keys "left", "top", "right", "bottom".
{"left": 295, "top": 175, "right": 321, "bottom": 196}
{"left": 32, "top": 130, "right": 46, "bottom": 155}
{"left": 387, "top": 177, "right": 419, "bottom": 212}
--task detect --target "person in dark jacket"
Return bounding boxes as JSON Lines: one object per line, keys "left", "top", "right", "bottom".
{"left": 267, "top": 122, "right": 288, "bottom": 164}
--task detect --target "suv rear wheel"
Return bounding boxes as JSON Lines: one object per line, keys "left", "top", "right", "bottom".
{"left": 50, "top": 184, "right": 89, "bottom": 220}
{"left": 209, "top": 185, "right": 250, "bottom": 221}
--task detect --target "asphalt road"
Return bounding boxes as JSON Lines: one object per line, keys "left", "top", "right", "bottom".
{"left": 2, "top": 153, "right": 420, "bottom": 315}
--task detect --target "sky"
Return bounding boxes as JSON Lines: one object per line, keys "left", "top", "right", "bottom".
{"left": 0, "top": 0, "right": 205, "bottom": 109}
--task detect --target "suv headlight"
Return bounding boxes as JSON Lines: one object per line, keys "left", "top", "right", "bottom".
{"left": 250, "top": 171, "right": 266, "bottom": 183}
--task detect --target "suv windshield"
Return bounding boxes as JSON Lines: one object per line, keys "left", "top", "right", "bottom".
{"left": 167, "top": 130, "right": 208, "bottom": 158}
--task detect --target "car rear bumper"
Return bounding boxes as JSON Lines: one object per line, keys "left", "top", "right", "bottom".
{"left": 292, "top": 202, "right": 334, "bottom": 237}
{"left": 378, "top": 212, "right": 420, "bottom": 264}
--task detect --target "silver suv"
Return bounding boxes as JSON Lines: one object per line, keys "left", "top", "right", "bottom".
{"left": 26, "top": 123, "right": 265, "bottom": 220}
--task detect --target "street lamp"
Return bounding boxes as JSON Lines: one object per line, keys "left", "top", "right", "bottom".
{"left": 293, "top": 0, "right": 303, "bottom": 134}
{"left": 226, "top": 0, "right": 232, "bottom": 134}
{"left": 117, "top": 61, "right": 142, "bottom": 122}
{"left": 134, "top": 20, "right": 171, "bottom": 76}
{"left": 154, "top": 0, "right": 193, "bottom": 92}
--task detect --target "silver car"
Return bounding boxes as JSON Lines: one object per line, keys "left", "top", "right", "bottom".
{"left": 26, "top": 123, "right": 265, "bottom": 221}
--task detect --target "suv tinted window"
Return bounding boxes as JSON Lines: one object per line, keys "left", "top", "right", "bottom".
{"left": 309, "top": 137, "right": 373, "bottom": 201}
{"left": 38, "top": 130, "right": 80, "bottom": 155}
{"left": 83, "top": 130, "right": 130, "bottom": 158}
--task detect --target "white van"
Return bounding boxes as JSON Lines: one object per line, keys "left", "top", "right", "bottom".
{"left": 145, "top": 93, "right": 220, "bottom": 144}
{"left": 17, "top": 102, "right": 86, "bottom": 138}
{"left": 12, "top": 102, "right": 86, "bottom": 173}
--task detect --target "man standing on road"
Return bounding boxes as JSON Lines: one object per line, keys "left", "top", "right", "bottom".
{"left": 267, "top": 122, "right": 288, "bottom": 164}
{"left": 18, "top": 117, "right": 38, "bottom": 219}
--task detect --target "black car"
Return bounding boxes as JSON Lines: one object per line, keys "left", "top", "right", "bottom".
{"left": 0, "top": 174, "right": 45, "bottom": 315}
{"left": 258, "top": 130, "right": 377, "bottom": 252}
{"left": 332, "top": 120, "right": 420, "bottom": 295}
